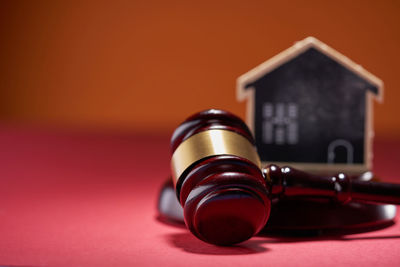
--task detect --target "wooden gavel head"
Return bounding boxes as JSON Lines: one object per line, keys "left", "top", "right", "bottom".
{"left": 170, "top": 109, "right": 270, "bottom": 245}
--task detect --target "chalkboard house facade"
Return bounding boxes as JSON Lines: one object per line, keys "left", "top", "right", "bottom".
{"left": 237, "top": 37, "right": 383, "bottom": 173}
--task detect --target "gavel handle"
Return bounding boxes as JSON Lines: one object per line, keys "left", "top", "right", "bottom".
{"left": 351, "top": 180, "right": 400, "bottom": 204}
{"left": 265, "top": 165, "right": 400, "bottom": 205}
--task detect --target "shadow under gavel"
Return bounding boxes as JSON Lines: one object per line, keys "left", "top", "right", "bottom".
{"left": 168, "top": 109, "right": 400, "bottom": 246}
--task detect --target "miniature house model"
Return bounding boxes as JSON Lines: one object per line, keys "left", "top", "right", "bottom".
{"left": 237, "top": 37, "right": 383, "bottom": 173}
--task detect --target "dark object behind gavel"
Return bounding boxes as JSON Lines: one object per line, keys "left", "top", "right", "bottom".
{"left": 170, "top": 109, "right": 400, "bottom": 246}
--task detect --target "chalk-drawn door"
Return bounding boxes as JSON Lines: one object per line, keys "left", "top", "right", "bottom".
{"left": 327, "top": 139, "right": 354, "bottom": 164}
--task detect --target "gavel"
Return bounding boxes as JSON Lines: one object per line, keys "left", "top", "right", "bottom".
{"left": 170, "top": 109, "right": 400, "bottom": 246}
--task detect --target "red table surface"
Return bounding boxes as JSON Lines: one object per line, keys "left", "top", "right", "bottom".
{"left": 0, "top": 127, "right": 399, "bottom": 267}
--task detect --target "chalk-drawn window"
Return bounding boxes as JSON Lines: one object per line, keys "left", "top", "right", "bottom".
{"left": 262, "top": 102, "right": 298, "bottom": 145}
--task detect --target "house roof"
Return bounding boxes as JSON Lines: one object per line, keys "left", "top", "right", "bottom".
{"left": 237, "top": 37, "right": 384, "bottom": 102}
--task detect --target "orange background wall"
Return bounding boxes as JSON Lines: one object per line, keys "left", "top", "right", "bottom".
{"left": 0, "top": 0, "right": 399, "bottom": 138}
